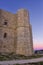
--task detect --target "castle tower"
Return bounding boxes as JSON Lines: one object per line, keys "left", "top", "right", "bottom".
{"left": 0, "top": 9, "right": 17, "bottom": 53}
{"left": 0, "top": 9, "right": 33, "bottom": 56}
{"left": 16, "top": 9, "right": 33, "bottom": 56}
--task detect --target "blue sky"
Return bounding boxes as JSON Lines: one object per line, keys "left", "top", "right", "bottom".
{"left": 0, "top": 0, "right": 43, "bottom": 50}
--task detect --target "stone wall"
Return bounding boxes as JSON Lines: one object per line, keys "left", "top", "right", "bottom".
{"left": 0, "top": 9, "right": 17, "bottom": 53}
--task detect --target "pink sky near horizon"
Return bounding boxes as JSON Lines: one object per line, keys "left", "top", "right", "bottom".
{"left": 33, "top": 40, "right": 43, "bottom": 50}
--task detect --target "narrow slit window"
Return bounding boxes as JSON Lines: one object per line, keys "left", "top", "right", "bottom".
{"left": 4, "top": 33, "right": 7, "bottom": 38}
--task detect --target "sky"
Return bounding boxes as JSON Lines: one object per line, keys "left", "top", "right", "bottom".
{"left": 0, "top": 0, "right": 43, "bottom": 50}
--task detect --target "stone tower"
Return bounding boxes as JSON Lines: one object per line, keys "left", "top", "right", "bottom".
{"left": 16, "top": 9, "right": 33, "bottom": 56}
{"left": 0, "top": 9, "right": 33, "bottom": 56}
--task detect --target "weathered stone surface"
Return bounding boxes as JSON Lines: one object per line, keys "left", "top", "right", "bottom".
{"left": 16, "top": 9, "right": 33, "bottom": 56}
{"left": 0, "top": 9, "right": 33, "bottom": 56}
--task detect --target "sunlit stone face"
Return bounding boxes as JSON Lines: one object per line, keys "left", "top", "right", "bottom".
{"left": 0, "top": 9, "right": 33, "bottom": 56}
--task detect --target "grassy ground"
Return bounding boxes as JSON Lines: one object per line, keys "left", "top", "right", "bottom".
{"left": 0, "top": 53, "right": 43, "bottom": 61}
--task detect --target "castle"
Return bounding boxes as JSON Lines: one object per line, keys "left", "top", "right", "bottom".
{"left": 0, "top": 9, "right": 33, "bottom": 56}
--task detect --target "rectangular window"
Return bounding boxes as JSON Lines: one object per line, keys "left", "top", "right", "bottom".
{"left": 4, "top": 33, "right": 7, "bottom": 38}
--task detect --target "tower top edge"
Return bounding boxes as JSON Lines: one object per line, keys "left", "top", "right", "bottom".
{"left": 0, "top": 9, "right": 16, "bottom": 15}
{"left": 0, "top": 8, "right": 29, "bottom": 15}
{"left": 17, "top": 8, "right": 29, "bottom": 12}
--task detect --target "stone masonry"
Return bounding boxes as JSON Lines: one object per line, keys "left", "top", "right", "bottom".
{"left": 0, "top": 9, "right": 33, "bottom": 56}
